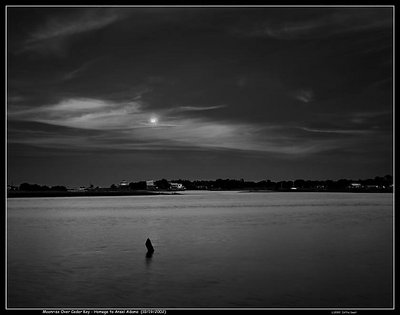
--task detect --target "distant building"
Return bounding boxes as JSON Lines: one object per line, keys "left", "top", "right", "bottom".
{"left": 365, "top": 184, "right": 383, "bottom": 191}
{"left": 195, "top": 185, "right": 209, "bottom": 190}
{"left": 349, "top": 183, "right": 362, "bottom": 189}
{"left": 7, "top": 185, "right": 17, "bottom": 191}
{"left": 67, "top": 186, "right": 86, "bottom": 192}
{"left": 119, "top": 180, "right": 129, "bottom": 187}
{"left": 146, "top": 180, "right": 157, "bottom": 190}
{"left": 169, "top": 182, "right": 185, "bottom": 191}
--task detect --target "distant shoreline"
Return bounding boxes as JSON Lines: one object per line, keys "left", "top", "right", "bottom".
{"left": 240, "top": 189, "right": 392, "bottom": 193}
{"left": 6, "top": 190, "right": 180, "bottom": 198}
{"left": 7, "top": 189, "right": 392, "bottom": 198}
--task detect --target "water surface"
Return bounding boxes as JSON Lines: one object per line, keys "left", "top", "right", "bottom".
{"left": 7, "top": 192, "right": 393, "bottom": 308}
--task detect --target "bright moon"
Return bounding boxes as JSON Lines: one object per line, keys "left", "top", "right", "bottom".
{"left": 150, "top": 117, "right": 158, "bottom": 125}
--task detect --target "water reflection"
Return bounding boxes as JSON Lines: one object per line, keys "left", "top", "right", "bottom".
{"left": 145, "top": 252, "right": 153, "bottom": 267}
{"left": 146, "top": 251, "right": 153, "bottom": 258}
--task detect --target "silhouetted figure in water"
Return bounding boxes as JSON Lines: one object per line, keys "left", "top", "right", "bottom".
{"left": 145, "top": 238, "right": 154, "bottom": 257}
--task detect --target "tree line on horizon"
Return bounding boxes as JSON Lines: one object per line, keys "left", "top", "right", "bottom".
{"left": 11, "top": 175, "right": 393, "bottom": 192}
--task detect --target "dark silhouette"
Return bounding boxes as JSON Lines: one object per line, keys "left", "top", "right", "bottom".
{"left": 129, "top": 181, "right": 146, "bottom": 190}
{"left": 7, "top": 174, "right": 393, "bottom": 197}
{"left": 18, "top": 183, "right": 67, "bottom": 191}
{"left": 145, "top": 238, "right": 154, "bottom": 257}
{"left": 155, "top": 178, "right": 169, "bottom": 190}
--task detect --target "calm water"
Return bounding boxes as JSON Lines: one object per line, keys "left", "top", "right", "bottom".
{"left": 7, "top": 192, "right": 393, "bottom": 308}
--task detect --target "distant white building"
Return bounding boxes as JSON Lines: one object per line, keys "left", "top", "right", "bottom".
{"left": 67, "top": 186, "right": 86, "bottom": 192}
{"left": 146, "top": 180, "right": 157, "bottom": 190}
{"left": 349, "top": 183, "right": 362, "bottom": 189}
{"left": 119, "top": 180, "right": 129, "bottom": 187}
{"left": 170, "top": 182, "right": 185, "bottom": 190}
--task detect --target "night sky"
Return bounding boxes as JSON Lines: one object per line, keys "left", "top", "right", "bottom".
{"left": 7, "top": 6, "right": 393, "bottom": 187}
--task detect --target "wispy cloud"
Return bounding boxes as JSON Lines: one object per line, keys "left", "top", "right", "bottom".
{"left": 295, "top": 89, "right": 314, "bottom": 103}
{"left": 301, "top": 127, "right": 374, "bottom": 135}
{"left": 262, "top": 21, "right": 320, "bottom": 39}
{"left": 8, "top": 96, "right": 348, "bottom": 156}
{"left": 63, "top": 58, "right": 101, "bottom": 81}
{"left": 350, "top": 110, "right": 392, "bottom": 124}
{"left": 18, "top": 9, "right": 126, "bottom": 54}
{"left": 236, "top": 9, "right": 392, "bottom": 40}
{"left": 29, "top": 10, "right": 122, "bottom": 42}
{"left": 177, "top": 104, "right": 227, "bottom": 111}
{"left": 9, "top": 98, "right": 147, "bottom": 130}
